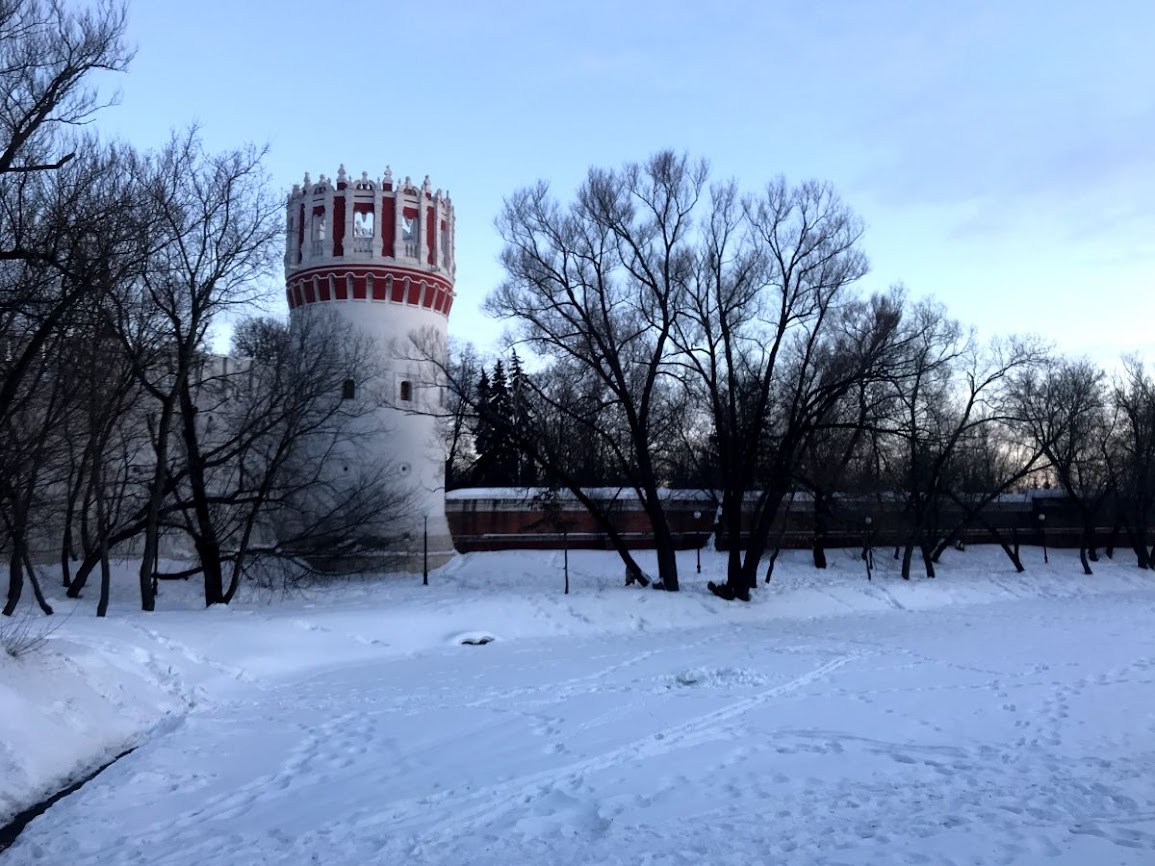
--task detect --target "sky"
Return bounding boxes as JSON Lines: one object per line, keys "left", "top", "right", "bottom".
{"left": 89, "top": 0, "right": 1155, "bottom": 364}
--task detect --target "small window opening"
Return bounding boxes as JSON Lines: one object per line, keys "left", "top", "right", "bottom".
{"left": 353, "top": 210, "right": 374, "bottom": 237}
{"left": 342, "top": 378, "right": 355, "bottom": 400}
{"left": 399, "top": 380, "right": 412, "bottom": 402}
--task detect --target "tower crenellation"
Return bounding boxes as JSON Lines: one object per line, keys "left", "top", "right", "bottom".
{"left": 285, "top": 166, "right": 455, "bottom": 300}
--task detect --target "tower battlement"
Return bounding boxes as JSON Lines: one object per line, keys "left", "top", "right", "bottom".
{"left": 285, "top": 165, "right": 455, "bottom": 316}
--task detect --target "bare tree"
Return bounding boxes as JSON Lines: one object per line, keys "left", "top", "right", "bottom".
{"left": 1104, "top": 357, "right": 1155, "bottom": 569}
{"left": 793, "top": 380, "right": 876, "bottom": 568}
{"left": 441, "top": 340, "right": 483, "bottom": 489}
{"left": 1012, "top": 358, "right": 1112, "bottom": 574}
{"left": 60, "top": 310, "right": 416, "bottom": 608}
{"left": 876, "top": 302, "right": 967, "bottom": 578}
{"left": 1, "top": 140, "right": 147, "bottom": 617}
{"left": 174, "top": 311, "right": 414, "bottom": 600}
{"left": 938, "top": 413, "right": 1043, "bottom": 571}
{"left": 874, "top": 301, "right": 1046, "bottom": 578}
{"left": 54, "top": 297, "right": 147, "bottom": 616}
{"left": 0, "top": 301, "right": 72, "bottom": 615}
{"left": 0, "top": 0, "right": 131, "bottom": 183}
{"left": 674, "top": 177, "right": 895, "bottom": 599}
{"left": 486, "top": 152, "right": 703, "bottom": 590}
{"left": 111, "top": 130, "right": 281, "bottom": 609}
{"left": 0, "top": 138, "right": 145, "bottom": 429}
{"left": 430, "top": 347, "right": 664, "bottom": 586}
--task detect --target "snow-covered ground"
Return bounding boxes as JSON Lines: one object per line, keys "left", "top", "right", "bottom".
{"left": 2, "top": 546, "right": 1155, "bottom": 865}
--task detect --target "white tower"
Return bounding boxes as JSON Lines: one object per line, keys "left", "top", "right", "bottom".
{"left": 285, "top": 166, "right": 454, "bottom": 566}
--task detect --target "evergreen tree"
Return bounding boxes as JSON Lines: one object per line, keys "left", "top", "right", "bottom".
{"left": 472, "top": 368, "right": 495, "bottom": 484}
{"left": 486, "top": 361, "right": 518, "bottom": 484}
{"left": 471, "top": 357, "right": 540, "bottom": 486}
{"left": 507, "top": 351, "right": 536, "bottom": 485}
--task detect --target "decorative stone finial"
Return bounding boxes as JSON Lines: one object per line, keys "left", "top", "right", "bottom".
{"left": 422, "top": 175, "right": 432, "bottom": 194}
{"left": 383, "top": 165, "right": 393, "bottom": 184}
{"left": 337, "top": 164, "right": 348, "bottom": 184}
{"left": 303, "top": 172, "right": 312, "bottom": 187}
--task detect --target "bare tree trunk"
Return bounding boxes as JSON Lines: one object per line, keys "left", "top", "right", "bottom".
{"left": 61, "top": 490, "right": 78, "bottom": 589}
{"left": 177, "top": 385, "right": 226, "bottom": 606}
{"left": 22, "top": 551, "right": 53, "bottom": 615}
{"left": 646, "top": 499, "right": 680, "bottom": 592}
{"left": 138, "top": 403, "right": 178, "bottom": 612}
{"left": 764, "top": 499, "right": 794, "bottom": 583}
{"left": 138, "top": 478, "right": 162, "bottom": 610}
{"left": 930, "top": 534, "right": 953, "bottom": 562}
{"left": 1078, "top": 518, "right": 1094, "bottom": 575}
{"left": 94, "top": 462, "right": 111, "bottom": 617}
{"left": 764, "top": 545, "right": 782, "bottom": 583}
{"left": 4, "top": 561, "right": 22, "bottom": 615}
{"left": 900, "top": 539, "right": 915, "bottom": 580}
{"left": 68, "top": 557, "right": 92, "bottom": 597}
{"left": 975, "top": 512, "right": 1024, "bottom": 572}
{"left": 812, "top": 490, "right": 828, "bottom": 569}
{"left": 1078, "top": 545, "right": 1092, "bottom": 575}
{"left": 97, "top": 555, "right": 111, "bottom": 617}
{"left": 920, "top": 539, "right": 937, "bottom": 578}
{"left": 1126, "top": 518, "right": 1152, "bottom": 569}
{"left": 3, "top": 529, "right": 25, "bottom": 616}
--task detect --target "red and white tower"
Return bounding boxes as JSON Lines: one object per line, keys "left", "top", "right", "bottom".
{"left": 285, "top": 165, "right": 455, "bottom": 564}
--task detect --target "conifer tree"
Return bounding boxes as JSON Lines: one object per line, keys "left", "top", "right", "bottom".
{"left": 508, "top": 351, "right": 536, "bottom": 485}
{"left": 473, "top": 368, "right": 494, "bottom": 484}
{"left": 481, "top": 361, "right": 520, "bottom": 484}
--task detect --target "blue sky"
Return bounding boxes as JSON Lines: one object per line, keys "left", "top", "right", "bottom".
{"left": 93, "top": 0, "right": 1154, "bottom": 362}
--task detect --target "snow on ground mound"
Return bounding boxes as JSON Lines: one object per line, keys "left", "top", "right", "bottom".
{"left": 0, "top": 634, "right": 187, "bottom": 826}
{"left": 453, "top": 631, "right": 497, "bottom": 646}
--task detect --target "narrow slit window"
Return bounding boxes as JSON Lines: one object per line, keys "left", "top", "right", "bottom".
{"left": 342, "top": 378, "right": 355, "bottom": 400}
{"left": 399, "top": 380, "right": 412, "bottom": 402}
